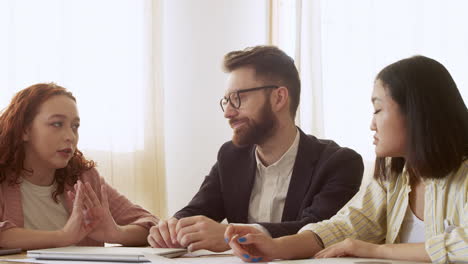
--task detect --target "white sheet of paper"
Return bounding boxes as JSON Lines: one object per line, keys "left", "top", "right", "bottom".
{"left": 143, "top": 253, "right": 189, "bottom": 264}
{"left": 175, "top": 256, "right": 245, "bottom": 264}
{"left": 270, "top": 257, "right": 428, "bottom": 264}
{"left": 3, "top": 258, "right": 148, "bottom": 264}
{"left": 4, "top": 256, "right": 427, "bottom": 264}
{"left": 183, "top": 249, "right": 233, "bottom": 257}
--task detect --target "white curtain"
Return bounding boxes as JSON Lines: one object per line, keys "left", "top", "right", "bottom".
{"left": 272, "top": 0, "right": 468, "bottom": 183}
{"left": 162, "top": 0, "right": 269, "bottom": 215}
{"left": 0, "top": 0, "right": 166, "bottom": 217}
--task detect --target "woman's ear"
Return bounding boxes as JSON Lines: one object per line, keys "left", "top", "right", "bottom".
{"left": 271, "top": 86, "right": 289, "bottom": 112}
{"left": 23, "top": 127, "right": 30, "bottom": 142}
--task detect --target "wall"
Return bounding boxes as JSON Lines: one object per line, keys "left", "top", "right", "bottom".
{"left": 162, "top": 0, "right": 269, "bottom": 216}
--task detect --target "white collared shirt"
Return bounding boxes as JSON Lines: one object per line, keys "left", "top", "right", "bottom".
{"left": 247, "top": 129, "right": 300, "bottom": 224}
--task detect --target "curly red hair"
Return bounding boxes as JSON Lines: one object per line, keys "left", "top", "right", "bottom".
{"left": 0, "top": 83, "right": 95, "bottom": 201}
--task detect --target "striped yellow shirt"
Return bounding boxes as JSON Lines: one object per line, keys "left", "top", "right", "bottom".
{"left": 300, "top": 160, "right": 468, "bottom": 263}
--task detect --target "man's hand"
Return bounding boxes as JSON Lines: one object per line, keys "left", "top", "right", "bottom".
{"left": 147, "top": 218, "right": 181, "bottom": 248}
{"left": 176, "top": 215, "right": 229, "bottom": 252}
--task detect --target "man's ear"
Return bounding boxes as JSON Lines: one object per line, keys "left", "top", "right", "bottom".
{"left": 271, "top": 86, "right": 289, "bottom": 112}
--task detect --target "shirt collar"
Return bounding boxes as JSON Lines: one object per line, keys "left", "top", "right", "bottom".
{"left": 255, "top": 128, "right": 300, "bottom": 170}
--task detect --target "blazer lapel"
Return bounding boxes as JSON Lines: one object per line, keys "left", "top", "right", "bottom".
{"left": 238, "top": 147, "right": 257, "bottom": 222}
{"left": 281, "top": 129, "right": 321, "bottom": 221}
{"left": 226, "top": 146, "right": 257, "bottom": 223}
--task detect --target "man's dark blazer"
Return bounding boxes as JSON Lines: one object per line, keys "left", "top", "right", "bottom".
{"left": 174, "top": 128, "right": 364, "bottom": 238}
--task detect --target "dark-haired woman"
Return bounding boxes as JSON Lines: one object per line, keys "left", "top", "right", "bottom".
{"left": 0, "top": 83, "right": 158, "bottom": 250}
{"left": 225, "top": 56, "right": 468, "bottom": 263}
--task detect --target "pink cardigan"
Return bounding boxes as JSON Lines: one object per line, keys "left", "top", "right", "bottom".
{"left": 0, "top": 168, "right": 158, "bottom": 246}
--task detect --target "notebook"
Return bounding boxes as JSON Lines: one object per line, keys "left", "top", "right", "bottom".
{"left": 27, "top": 246, "right": 187, "bottom": 262}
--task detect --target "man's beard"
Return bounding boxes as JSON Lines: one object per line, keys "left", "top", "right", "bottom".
{"left": 231, "top": 102, "right": 276, "bottom": 146}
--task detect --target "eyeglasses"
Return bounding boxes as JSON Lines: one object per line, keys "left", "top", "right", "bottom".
{"left": 220, "top": 85, "right": 279, "bottom": 112}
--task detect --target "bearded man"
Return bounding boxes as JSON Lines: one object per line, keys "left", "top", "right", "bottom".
{"left": 147, "top": 46, "right": 364, "bottom": 252}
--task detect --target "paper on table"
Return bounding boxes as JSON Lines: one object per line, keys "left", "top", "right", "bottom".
{"left": 3, "top": 258, "right": 147, "bottom": 264}
{"left": 6, "top": 255, "right": 426, "bottom": 264}
{"left": 178, "top": 256, "right": 245, "bottom": 264}
{"left": 183, "top": 249, "right": 233, "bottom": 257}
{"left": 143, "top": 253, "right": 189, "bottom": 264}
{"left": 143, "top": 254, "right": 244, "bottom": 264}
{"left": 269, "top": 257, "right": 428, "bottom": 264}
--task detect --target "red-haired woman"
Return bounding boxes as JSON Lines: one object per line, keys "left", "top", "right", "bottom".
{"left": 0, "top": 83, "right": 158, "bottom": 250}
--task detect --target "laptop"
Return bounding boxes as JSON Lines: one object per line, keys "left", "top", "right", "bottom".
{"left": 27, "top": 246, "right": 187, "bottom": 262}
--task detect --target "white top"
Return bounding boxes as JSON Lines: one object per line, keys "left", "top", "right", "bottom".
{"left": 20, "top": 178, "right": 68, "bottom": 230}
{"left": 247, "top": 129, "right": 300, "bottom": 225}
{"left": 399, "top": 203, "right": 425, "bottom": 243}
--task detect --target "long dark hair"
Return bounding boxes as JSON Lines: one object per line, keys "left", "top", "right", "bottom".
{"left": 0, "top": 83, "right": 95, "bottom": 201}
{"left": 374, "top": 55, "right": 468, "bottom": 180}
